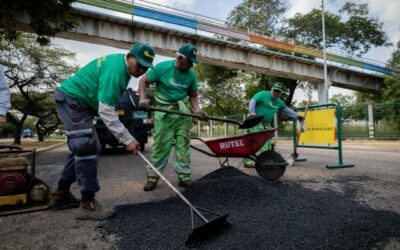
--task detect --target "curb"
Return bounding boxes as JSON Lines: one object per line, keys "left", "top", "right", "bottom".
{"left": 273, "top": 139, "right": 400, "bottom": 147}
{"left": 13, "top": 141, "right": 67, "bottom": 157}
{"left": 35, "top": 140, "right": 67, "bottom": 154}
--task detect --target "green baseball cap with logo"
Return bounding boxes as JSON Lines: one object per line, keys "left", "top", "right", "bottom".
{"left": 178, "top": 44, "right": 200, "bottom": 64}
{"left": 129, "top": 43, "right": 155, "bottom": 68}
{"left": 272, "top": 82, "right": 285, "bottom": 92}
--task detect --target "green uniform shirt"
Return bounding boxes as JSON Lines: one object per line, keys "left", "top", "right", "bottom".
{"left": 59, "top": 54, "right": 130, "bottom": 110}
{"left": 253, "top": 90, "right": 287, "bottom": 123}
{"left": 145, "top": 60, "right": 198, "bottom": 103}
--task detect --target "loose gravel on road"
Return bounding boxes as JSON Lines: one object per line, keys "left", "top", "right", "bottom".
{"left": 101, "top": 167, "right": 400, "bottom": 249}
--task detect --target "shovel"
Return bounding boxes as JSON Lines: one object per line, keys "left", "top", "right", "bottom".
{"left": 137, "top": 152, "right": 229, "bottom": 245}
{"left": 148, "top": 106, "right": 263, "bottom": 129}
{"left": 287, "top": 97, "right": 311, "bottom": 166}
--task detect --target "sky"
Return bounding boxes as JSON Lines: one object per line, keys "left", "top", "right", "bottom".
{"left": 53, "top": 0, "right": 400, "bottom": 103}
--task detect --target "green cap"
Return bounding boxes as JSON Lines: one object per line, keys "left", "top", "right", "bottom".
{"left": 129, "top": 43, "right": 155, "bottom": 68}
{"left": 272, "top": 82, "right": 285, "bottom": 92}
{"left": 178, "top": 44, "right": 200, "bottom": 64}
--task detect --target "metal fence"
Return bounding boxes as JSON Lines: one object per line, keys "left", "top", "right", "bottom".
{"left": 191, "top": 103, "right": 400, "bottom": 139}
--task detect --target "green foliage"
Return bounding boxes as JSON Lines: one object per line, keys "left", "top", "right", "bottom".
{"left": 389, "top": 40, "right": 400, "bottom": 71}
{"left": 23, "top": 116, "right": 38, "bottom": 131}
{"left": 297, "top": 100, "right": 318, "bottom": 107}
{"left": 226, "top": 0, "right": 288, "bottom": 37}
{"left": 381, "top": 76, "right": 400, "bottom": 104}
{"left": 195, "top": 64, "right": 247, "bottom": 116}
{"left": 1, "top": 33, "right": 78, "bottom": 142}
{"left": 284, "top": 2, "right": 389, "bottom": 56}
{"left": 0, "top": 0, "right": 77, "bottom": 45}
{"left": 355, "top": 42, "right": 400, "bottom": 104}
{"left": 286, "top": 9, "right": 344, "bottom": 50}
{"left": 330, "top": 93, "right": 354, "bottom": 106}
{"left": 197, "top": 1, "right": 389, "bottom": 115}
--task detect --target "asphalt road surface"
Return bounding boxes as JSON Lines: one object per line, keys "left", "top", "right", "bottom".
{"left": 0, "top": 139, "right": 399, "bottom": 249}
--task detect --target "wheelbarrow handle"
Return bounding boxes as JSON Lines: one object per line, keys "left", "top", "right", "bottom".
{"left": 148, "top": 106, "right": 241, "bottom": 126}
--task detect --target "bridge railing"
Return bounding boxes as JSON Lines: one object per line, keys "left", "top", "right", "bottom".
{"left": 75, "top": 0, "right": 397, "bottom": 76}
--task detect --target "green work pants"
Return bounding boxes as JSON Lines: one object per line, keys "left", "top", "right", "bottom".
{"left": 147, "top": 107, "right": 192, "bottom": 181}
{"left": 243, "top": 122, "right": 272, "bottom": 166}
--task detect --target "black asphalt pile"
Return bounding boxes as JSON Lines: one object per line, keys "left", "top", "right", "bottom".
{"left": 100, "top": 167, "right": 400, "bottom": 249}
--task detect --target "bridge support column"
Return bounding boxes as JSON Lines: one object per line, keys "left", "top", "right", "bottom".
{"left": 368, "top": 104, "right": 375, "bottom": 139}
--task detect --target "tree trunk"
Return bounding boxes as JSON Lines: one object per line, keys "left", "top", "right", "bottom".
{"left": 38, "top": 133, "right": 44, "bottom": 142}
{"left": 6, "top": 113, "right": 28, "bottom": 145}
{"left": 13, "top": 131, "right": 22, "bottom": 145}
{"left": 283, "top": 79, "right": 299, "bottom": 106}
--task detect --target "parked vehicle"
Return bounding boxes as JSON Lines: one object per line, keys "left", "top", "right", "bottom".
{"left": 93, "top": 88, "right": 153, "bottom": 151}
{"left": 22, "top": 128, "right": 33, "bottom": 138}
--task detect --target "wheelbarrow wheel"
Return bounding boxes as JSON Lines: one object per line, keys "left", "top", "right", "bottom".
{"left": 255, "top": 150, "right": 286, "bottom": 181}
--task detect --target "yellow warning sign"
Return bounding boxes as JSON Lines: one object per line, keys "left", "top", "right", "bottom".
{"left": 298, "top": 108, "right": 337, "bottom": 146}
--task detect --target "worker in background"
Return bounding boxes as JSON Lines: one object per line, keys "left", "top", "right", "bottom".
{"left": 138, "top": 44, "right": 205, "bottom": 191}
{"left": 243, "top": 82, "right": 304, "bottom": 167}
{"left": 52, "top": 43, "right": 155, "bottom": 220}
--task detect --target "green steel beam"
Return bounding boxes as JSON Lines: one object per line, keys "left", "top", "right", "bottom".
{"left": 76, "top": 0, "right": 133, "bottom": 15}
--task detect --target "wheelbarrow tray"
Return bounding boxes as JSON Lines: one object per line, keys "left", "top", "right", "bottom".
{"left": 200, "top": 129, "right": 276, "bottom": 157}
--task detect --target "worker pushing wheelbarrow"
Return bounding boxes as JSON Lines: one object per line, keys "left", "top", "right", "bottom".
{"left": 147, "top": 106, "right": 288, "bottom": 181}
{"left": 145, "top": 81, "right": 305, "bottom": 181}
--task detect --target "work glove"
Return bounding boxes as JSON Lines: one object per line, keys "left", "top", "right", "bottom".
{"left": 194, "top": 110, "right": 207, "bottom": 120}
{"left": 297, "top": 115, "right": 305, "bottom": 121}
{"left": 139, "top": 98, "right": 150, "bottom": 110}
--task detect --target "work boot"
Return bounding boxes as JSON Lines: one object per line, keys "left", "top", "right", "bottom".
{"left": 178, "top": 180, "right": 191, "bottom": 188}
{"left": 143, "top": 179, "right": 158, "bottom": 191}
{"left": 243, "top": 159, "right": 255, "bottom": 168}
{"left": 75, "top": 199, "right": 115, "bottom": 221}
{"left": 49, "top": 190, "right": 81, "bottom": 210}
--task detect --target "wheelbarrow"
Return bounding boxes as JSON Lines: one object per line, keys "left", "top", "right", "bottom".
{"left": 190, "top": 129, "right": 288, "bottom": 181}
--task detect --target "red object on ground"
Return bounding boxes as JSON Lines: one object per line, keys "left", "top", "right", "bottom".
{"left": 0, "top": 172, "right": 26, "bottom": 195}
{"left": 203, "top": 129, "right": 276, "bottom": 157}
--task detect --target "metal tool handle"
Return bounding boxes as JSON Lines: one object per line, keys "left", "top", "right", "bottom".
{"left": 137, "top": 152, "right": 209, "bottom": 222}
{"left": 294, "top": 97, "right": 311, "bottom": 154}
{"left": 149, "top": 106, "right": 241, "bottom": 126}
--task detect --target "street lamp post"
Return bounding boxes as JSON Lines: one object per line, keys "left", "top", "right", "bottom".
{"left": 321, "top": 0, "right": 329, "bottom": 103}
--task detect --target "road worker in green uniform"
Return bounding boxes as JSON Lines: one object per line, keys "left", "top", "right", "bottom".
{"left": 243, "top": 82, "right": 304, "bottom": 167}
{"left": 52, "top": 43, "right": 155, "bottom": 220}
{"left": 138, "top": 44, "right": 205, "bottom": 191}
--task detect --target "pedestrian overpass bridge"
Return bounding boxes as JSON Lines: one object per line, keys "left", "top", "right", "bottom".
{"left": 15, "top": 0, "right": 396, "bottom": 102}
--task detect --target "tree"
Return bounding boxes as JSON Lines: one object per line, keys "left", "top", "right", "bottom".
{"left": 389, "top": 40, "right": 400, "bottom": 71}
{"left": 330, "top": 93, "right": 354, "bottom": 106}
{"left": 35, "top": 96, "right": 61, "bottom": 141}
{"left": 354, "top": 40, "right": 400, "bottom": 130}
{"left": 197, "top": 1, "right": 389, "bottom": 115}
{"left": 197, "top": 0, "right": 299, "bottom": 114}
{"left": 284, "top": 2, "right": 389, "bottom": 56}
{"left": 355, "top": 39, "right": 400, "bottom": 104}
{"left": 226, "top": 0, "right": 288, "bottom": 37}
{"left": 0, "top": 33, "right": 78, "bottom": 143}
{"left": 0, "top": 0, "right": 77, "bottom": 45}
{"left": 195, "top": 64, "right": 242, "bottom": 116}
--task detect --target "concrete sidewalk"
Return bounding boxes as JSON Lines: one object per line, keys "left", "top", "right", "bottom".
{"left": 0, "top": 138, "right": 66, "bottom": 154}
{"left": 274, "top": 138, "right": 400, "bottom": 147}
